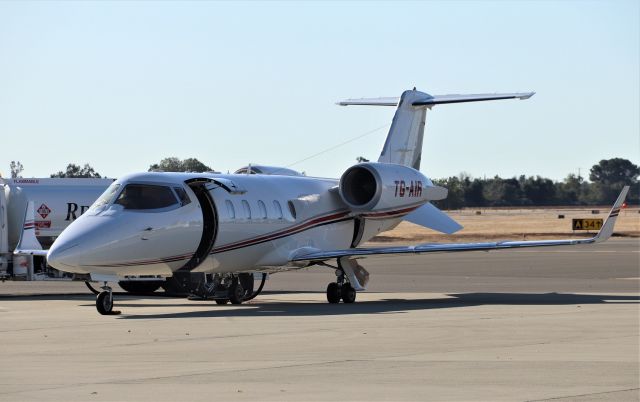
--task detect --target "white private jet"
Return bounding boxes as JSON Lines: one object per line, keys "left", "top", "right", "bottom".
{"left": 33, "top": 88, "right": 628, "bottom": 315}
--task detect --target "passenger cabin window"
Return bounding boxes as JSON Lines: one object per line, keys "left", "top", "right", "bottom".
{"left": 287, "top": 201, "right": 297, "bottom": 219}
{"left": 114, "top": 184, "right": 177, "bottom": 210}
{"left": 242, "top": 200, "right": 251, "bottom": 219}
{"left": 174, "top": 187, "right": 191, "bottom": 206}
{"left": 225, "top": 200, "right": 235, "bottom": 219}
{"left": 257, "top": 200, "right": 267, "bottom": 219}
{"left": 273, "top": 200, "right": 283, "bottom": 219}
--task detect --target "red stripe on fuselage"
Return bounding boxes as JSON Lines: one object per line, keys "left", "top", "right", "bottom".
{"left": 82, "top": 203, "right": 424, "bottom": 268}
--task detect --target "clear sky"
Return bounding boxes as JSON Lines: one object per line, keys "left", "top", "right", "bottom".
{"left": 0, "top": 0, "right": 638, "bottom": 181}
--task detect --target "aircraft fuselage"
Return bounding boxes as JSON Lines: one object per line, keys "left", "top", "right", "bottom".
{"left": 47, "top": 171, "right": 411, "bottom": 277}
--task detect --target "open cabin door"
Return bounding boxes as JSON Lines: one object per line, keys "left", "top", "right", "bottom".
{"left": 179, "top": 177, "right": 245, "bottom": 272}
{"left": 177, "top": 181, "right": 218, "bottom": 272}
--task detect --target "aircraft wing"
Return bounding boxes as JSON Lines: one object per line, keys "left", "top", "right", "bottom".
{"left": 291, "top": 186, "right": 629, "bottom": 263}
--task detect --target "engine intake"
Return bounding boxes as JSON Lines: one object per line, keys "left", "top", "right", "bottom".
{"left": 339, "top": 162, "right": 446, "bottom": 212}
{"left": 340, "top": 165, "right": 379, "bottom": 207}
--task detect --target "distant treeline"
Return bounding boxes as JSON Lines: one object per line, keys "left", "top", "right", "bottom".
{"left": 432, "top": 158, "right": 639, "bottom": 209}
{"left": 8, "top": 157, "right": 639, "bottom": 208}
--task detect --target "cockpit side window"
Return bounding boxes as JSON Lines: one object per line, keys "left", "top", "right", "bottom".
{"left": 173, "top": 187, "right": 191, "bottom": 206}
{"left": 114, "top": 184, "right": 178, "bottom": 210}
{"left": 89, "top": 183, "right": 121, "bottom": 212}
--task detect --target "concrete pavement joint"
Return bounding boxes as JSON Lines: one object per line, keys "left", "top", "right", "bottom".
{"left": 525, "top": 387, "right": 640, "bottom": 401}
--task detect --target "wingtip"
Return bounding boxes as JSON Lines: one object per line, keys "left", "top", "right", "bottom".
{"left": 592, "top": 185, "right": 630, "bottom": 243}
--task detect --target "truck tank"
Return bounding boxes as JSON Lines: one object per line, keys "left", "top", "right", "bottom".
{"left": 1, "top": 178, "right": 113, "bottom": 279}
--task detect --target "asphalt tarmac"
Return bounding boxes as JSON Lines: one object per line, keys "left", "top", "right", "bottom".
{"left": 0, "top": 239, "right": 638, "bottom": 401}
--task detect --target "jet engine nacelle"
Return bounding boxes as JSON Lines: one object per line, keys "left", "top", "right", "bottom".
{"left": 338, "top": 162, "right": 447, "bottom": 212}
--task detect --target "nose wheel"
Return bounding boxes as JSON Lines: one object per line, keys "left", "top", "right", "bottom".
{"left": 96, "top": 284, "right": 121, "bottom": 315}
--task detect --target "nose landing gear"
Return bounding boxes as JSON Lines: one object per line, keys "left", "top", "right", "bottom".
{"left": 96, "top": 284, "right": 121, "bottom": 315}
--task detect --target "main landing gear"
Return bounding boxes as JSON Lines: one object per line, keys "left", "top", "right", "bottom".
{"left": 89, "top": 273, "right": 267, "bottom": 315}
{"left": 326, "top": 269, "right": 356, "bottom": 304}
{"left": 187, "top": 273, "right": 266, "bottom": 305}
{"left": 96, "top": 284, "right": 121, "bottom": 315}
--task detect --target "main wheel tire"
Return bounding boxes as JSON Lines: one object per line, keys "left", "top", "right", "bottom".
{"left": 118, "top": 280, "right": 162, "bottom": 294}
{"left": 96, "top": 291, "right": 113, "bottom": 315}
{"left": 341, "top": 283, "right": 356, "bottom": 303}
{"left": 215, "top": 299, "right": 229, "bottom": 305}
{"left": 326, "top": 282, "right": 341, "bottom": 303}
{"left": 228, "top": 279, "right": 244, "bottom": 305}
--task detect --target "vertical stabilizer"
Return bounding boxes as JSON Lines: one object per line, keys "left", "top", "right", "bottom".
{"left": 338, "top": 89, "right": 534, "bottom": 171}
{"left": 378, "top": 90, "right": 429, "bottom": 170}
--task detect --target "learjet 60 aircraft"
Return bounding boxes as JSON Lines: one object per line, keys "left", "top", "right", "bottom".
{"left": 28, "top": 89, "right": 628, "bottom": 314}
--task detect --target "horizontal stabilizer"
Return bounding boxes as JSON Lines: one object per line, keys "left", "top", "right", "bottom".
{"left": 337, "top": 92, "right": 534, "bottom": 107}
{"left": 337, "top": 97, "right": 399, "bottom": 106}
{"left": 412, "top": 92, "right": 534, "bottom": 106}
{"left": 403, "top": 203, "right": 463, "bottom": 234}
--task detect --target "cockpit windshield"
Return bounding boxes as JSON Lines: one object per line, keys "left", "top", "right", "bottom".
{"left": 114, "top": 184, "right": 178, "bottom": 210}
{"left": 89, "top": 183, "right": 121, "bottom": 212}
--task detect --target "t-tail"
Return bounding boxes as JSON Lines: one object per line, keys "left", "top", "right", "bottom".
{"left": 338, "top": 89, "right": 534, "bottom": 170}
{"left": 338, "top": 88, "right": 534, "bottom": 234}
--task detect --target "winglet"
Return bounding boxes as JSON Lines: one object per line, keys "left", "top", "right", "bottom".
{"left": 593, "top": 186, "right": 630, "bottom": 243}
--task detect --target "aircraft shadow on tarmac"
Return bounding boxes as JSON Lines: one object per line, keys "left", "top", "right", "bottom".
{"left": 2, "top": 292, "right": 637, "bottom": 318}
{"left": 108, "top": 292, "right": 639, "bottom": 320}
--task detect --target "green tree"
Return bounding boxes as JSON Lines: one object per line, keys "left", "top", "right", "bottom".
{"left": 483, "top": 176, "right": 523, "bottom": 206}
{"left": 521, "top": 175, "right": 556, "bottom": 206}
{"left": 10, "top": 161, "right": 24, "bottom": 178}
{"left": 589, "top": 158, "right": 639, "bottom": 203}
{"left": 589, "top": 158, "right": 639, "bottom": 184}
{"left": 433, "top": 176, "right": 468, "bottom": 210}
{"left": 182, "top": 158, "right": 212, "bottom": 172}
{"left": 555, "top": 174, "right": 583, "bottom": 205}
{"left": 464, "top": 178, "right": 485, "bottom": 207}
{"left": 50, "top": 163, "right": 101, "bottom": 178}
{"left": 149, "top": 157, "right": 212, "bottom": 172}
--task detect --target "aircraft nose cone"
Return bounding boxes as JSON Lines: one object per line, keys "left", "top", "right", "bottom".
{"left": 47, "top": 214, "right": 114, "bottom": 274}
{"left": 47, "top": 243, "right": 82, "bottom": 272}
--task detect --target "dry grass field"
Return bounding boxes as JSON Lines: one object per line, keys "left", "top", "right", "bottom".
{"left": 373, "top": 206, "right": 640, "bottom": 243}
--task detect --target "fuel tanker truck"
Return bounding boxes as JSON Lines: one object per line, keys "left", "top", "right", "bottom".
{"left": 1, "top": 177, "right": 112, "bottom": 280}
